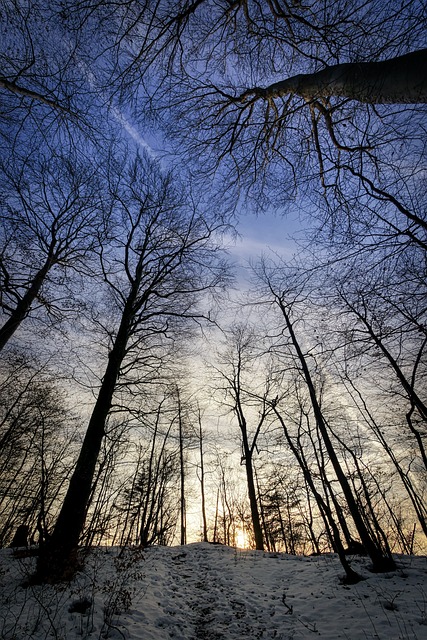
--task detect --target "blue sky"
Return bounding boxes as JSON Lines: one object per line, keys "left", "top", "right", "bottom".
{"left": 229, "top": 207, "right": 303, "bottom": 289}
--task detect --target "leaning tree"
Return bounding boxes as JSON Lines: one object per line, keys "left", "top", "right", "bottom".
{"left": 35, "top": 151, "right": 230, "bottom": 582}
{"left": 0, "top": 150, "right": 106, "bottom": 351}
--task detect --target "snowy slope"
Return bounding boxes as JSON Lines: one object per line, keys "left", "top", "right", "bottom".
{"left": 0, "top": 543, "right": 426, "bottom": 639}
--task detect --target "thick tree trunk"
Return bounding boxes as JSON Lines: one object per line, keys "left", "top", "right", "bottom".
{"left": 254, "top": 49, "right": 427, "bottom": 104}
{"left": 35, "top": 310, "right": 131, "bottom": 582}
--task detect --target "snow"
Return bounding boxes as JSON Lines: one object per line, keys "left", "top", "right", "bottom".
{"left": 1, "top": 543, "right": 426, "bottom": 639}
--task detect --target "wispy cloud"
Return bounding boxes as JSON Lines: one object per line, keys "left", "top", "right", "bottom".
{"left": 110, "top": 105, "right": 157, "bottom": 158}
{"left": 68, "top": 38, "right": 157, "bottom": 156}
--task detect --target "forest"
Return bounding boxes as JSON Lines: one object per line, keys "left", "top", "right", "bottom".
{"left": 0, "top": 0, "right": 426, "bottom": 587}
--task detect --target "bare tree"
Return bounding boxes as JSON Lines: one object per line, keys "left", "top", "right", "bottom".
{"left": 113, "top": 395, "right": 181, "bottom": 548}
{"left": 336, "top": 290, "right": 427, "bottom": 467}
{"left": 175, "top": 387, "right": 187, "bottom": 546}
{"left": 0, "top": 0, "right": 105, "bottom": 150}
{"left": 213, "top": 325, "right": 279, "bottom": 551}
{"left": 73, "top": 1, "right": 423, "bottom": 208}
{"left": 81, "top": 418, "right": 130, "bottom": 547}
{"left": 296, "top": 224, "right": 427, "bottom": 541}
{"left": 196, "top": 403, "right": 209, "bottom": 543}
{"left": 0, "top": 350, "right": 79, "bottom": 547}
{"left": 35, "top": 152, "right": 230, "bottom": 582}
{"left": 211, "top": 449, "right": 249, "bottom": 547}
{"left": 3, "top": 3, "right": 425, "bottom": 222}
{"left": 252, "top": 259, "right": 397, "bottom": 572}
{"left": 0, "top": 150, "right": 105, "bottom": 350}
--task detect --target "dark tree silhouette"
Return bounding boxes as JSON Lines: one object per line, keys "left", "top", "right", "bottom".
{"left": 0, "top": 151, "right": 105, "bottom": 350}
{"left": 35, "top": 153, "right": 230, "bottom": 582}
{"left": 214, "top": 326, "right": 279, "bottom": 551}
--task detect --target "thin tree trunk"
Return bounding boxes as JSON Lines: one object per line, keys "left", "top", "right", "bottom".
{"left": 303, "top": 483, "right": 321, "bottom": 555}
{"left": 276, "top": 501, "right": 288, "bottom": 553}
{"left": 139, "top": 406, "right": 162, "bottom": 546}
{"left": 177, "top": 391, "right": 186, "bottom": 546}
{"left": 344, "top": 375, "right": 427, "bottom": 536}
{"left": 254, "top": 467, "right": 269, "bottom": 551}
{"left": 340, "top": 295, "right": 427, "bottom": 445}
{"left": 235, "top": 393, "right": 264, "bottom": 550}
{"left": 273, "top": 406, "right": 361, "bottom": 582}
{"left": 0, "top": 259, "right": 52, "bottom": 351}
{"left": 308, "top": 419, "right": 353, "bottom": 549}
{"left": 198, "top": 407, "right": 208, "bottom": 542}
{"left": 213, "top": 488, "right": 219, "bottom": 543}
{"left": 277, "top": 297, "right": 396, "bottom": 572}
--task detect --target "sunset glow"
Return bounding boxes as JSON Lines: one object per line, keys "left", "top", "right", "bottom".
{"left": 236, "top": 529, "right": 249, "bottom": 549}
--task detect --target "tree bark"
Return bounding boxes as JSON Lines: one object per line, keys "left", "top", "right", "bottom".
{"left": 249, "top": 49, "right": 427, "bottom": 104}
{"left": 35, "top": 307, "right": 132, "bottom": 582}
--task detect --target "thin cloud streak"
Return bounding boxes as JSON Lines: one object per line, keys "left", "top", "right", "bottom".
{"left": 110, "top": 105, "right": 157, "bottom": 158}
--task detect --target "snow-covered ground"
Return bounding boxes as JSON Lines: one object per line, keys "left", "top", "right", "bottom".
{"left": 0, "top": 543, "right": 426, "bottom": 639}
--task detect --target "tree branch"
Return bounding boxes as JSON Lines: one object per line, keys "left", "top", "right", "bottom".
{"left": 241, "top": 49, "right": 427, "bottom": 104}
{"left": 0, "top": 76, "right": 75, "bottom": 115}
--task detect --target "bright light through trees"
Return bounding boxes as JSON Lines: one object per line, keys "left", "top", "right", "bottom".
{"left": 236, "top": 529, "right": 249, "bottom": 550}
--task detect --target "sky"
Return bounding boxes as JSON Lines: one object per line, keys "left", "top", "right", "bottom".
{"left": 234, "top": 209, "right": 302, "bottom": 264}
{"left": 113, "top": 110, "right": 303, "bottom": 283}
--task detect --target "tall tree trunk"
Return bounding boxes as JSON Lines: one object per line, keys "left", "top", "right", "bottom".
{"left": 344, "top": 376, "right": 427, "bottom": 537}
{"left": 139, "top": 407, "right": 161, "bottom": 546}
{"left": 213, "top": 488, "right": 219, "bottom": 543}
{"left": 177, "top": 391, "right": 186, "bottom": 546}
{"left": 197, "top": 408, "right": 208, "bottom": 542}
{"left": 273, "top": 406, "right": 361, "bottom": 583}
{"left": 35, "top": 308, "right": 132, "bottom": 582}
{"left": 275, "top": 297, "right": 396, "bottom": 572}
{"left": 254, "top": 467, "right": 269, "bottom": 551}
{"left": 304, "top": 484, "right": 321, "bottom": 555}
{"left": 308, "top": 421, "right": 353, "bottom": 549}
{"left": 243, "top": 448, "right": 264, "bottom": 550}
{"left": 276, "top": 501, "right": 288, "bottom": 553}
{"left": 235, "top": 390, "right": 264, "bottom": 550}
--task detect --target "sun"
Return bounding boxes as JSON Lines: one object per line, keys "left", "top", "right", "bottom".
{"left": 236, "top": 529, "right": 249, "bottom": 549}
